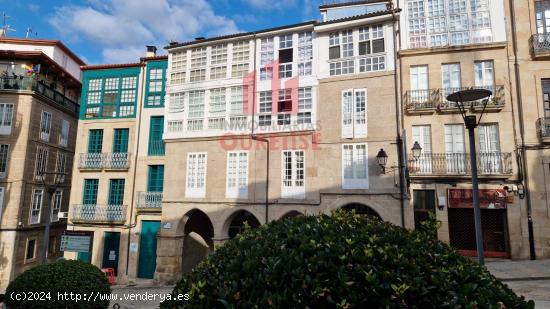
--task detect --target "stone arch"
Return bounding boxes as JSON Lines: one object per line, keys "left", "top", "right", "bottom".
{"left": 341, "top": 203, "right": 382, "bottom": 220}
{"left": 179, "top": 209, "right": 215, "bottom": 273}
{"left": 223, "top": 210, "right": 261, "bottom": 239}
{"left": 279, "top": 210, "right": 304, "bottom": 220}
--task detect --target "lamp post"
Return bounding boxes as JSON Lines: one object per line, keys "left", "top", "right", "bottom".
{"left": 38, "top": 171, "right": 65, "bottom": 264}
{"left": 446, "top": 88, "right": 492, "bottom": 265}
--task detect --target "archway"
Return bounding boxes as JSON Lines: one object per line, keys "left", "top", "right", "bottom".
{"left": 226, "top": 210, "right": 261, "bottom": 239}
{"left": 280, "top": 210, "right": 304, "bottom": 220}
{"left": 341, "top": 203, "right": 382, "bottom": 220}
{"left": 181, "top": 209, "right": 214, "bottom": 273}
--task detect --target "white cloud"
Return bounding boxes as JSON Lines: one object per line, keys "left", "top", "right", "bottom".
{"left": 49, "top": 0, "right": 241, "bottom": 63}
{"left": 242, "top": 0, "right": 297, "bottom": 11}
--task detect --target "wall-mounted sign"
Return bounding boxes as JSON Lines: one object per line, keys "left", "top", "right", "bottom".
{"left": 60, "top": 231, "right": 93, "bottom": 253}
{"left": 448, "top": 189, "right": 507, "bottom": 209}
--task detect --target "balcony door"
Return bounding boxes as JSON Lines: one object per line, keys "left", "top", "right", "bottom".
{"left": 474, "top": 61, "right": 495, "bottom": 95}
{"left": 410, "top": 65, "right": 429, "bottom": 104}
{"left": 442, "top": 64, "right": 461, "bottom": 105}
{"left": 479, "top": 124, "right": 501, "bottom": 174}
{"left": 87, "top": 129, "right": 103, "bottom": 169}
{"left": 543, "top": 80, "right": 550, "bottom": 118}
{"left": 108, "top": 179, "right": 125, "bottom": 221}
{"left": 412, "top": 125, "right": 432, "bottom": 173}
{"left": 445, "top": 124, "right": 465, "bottom": 174}
{"left": 536, "top": 1, "right": 550, "bottom": 34}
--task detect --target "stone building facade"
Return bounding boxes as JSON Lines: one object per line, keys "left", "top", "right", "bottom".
{"left": 0, "top": 38, "right": 83, "bottom": 292}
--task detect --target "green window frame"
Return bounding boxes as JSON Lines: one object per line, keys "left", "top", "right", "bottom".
{"left": 108, "top": 179, "right": 125, "bottom": 205}
{"left": 88, "top": 129, "right": 103, "bottom": 153}
{"left": 144, "top": 61, "right": 167, "bottom": 108}
{"left": 147, "top": 165, "right": 164, "bottom": 192}
{"left": 148, "top": 116, "right": 165, "bottom": 156}
{"left": 83, "top": 179, "right": 99, "bottom": 204}
{"left": 113, "top": 128, "right": 129, "bottom": 153}
{"left": 80, "top": 67, "right": 141, "bottom": 120}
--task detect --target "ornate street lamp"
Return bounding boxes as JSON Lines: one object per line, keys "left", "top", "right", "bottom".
{"left": 411, "top": 141, "right": 423, "bottom": 160}
{"left": 377, "top": 143, "right": 423, "bottom": 174}
{"left": 446, "top": 88, "right": 492, "bottom": 265}
{"left": 38, "top": 170, "right": 66, "bottom": 264}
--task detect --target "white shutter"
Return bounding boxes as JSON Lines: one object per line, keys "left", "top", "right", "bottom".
{"left": 342, "top": 90, "right": 353, "bottom": 138}
{"left": 354, "top": 89, "right": 367, "bottom": 138}
{"left": 0, "top": 187, "right": 4, "bottom": 222}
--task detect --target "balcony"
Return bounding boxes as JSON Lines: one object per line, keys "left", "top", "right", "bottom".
{"left": 0, "top": 76, "right": 79, "bottom": 113}
{"left": 530, "top": 34, "right": 550, "bottom": 59}
{"left": 71, "top": 204, "right": 127, "bottom": 224}
{"left": 537, "top": 117, "right": 550, "bottom": 143}
{"left": 405, "top": 85, "right": 505, "bottom": 114}
{"left": 79, "top": 153, "right": 130, "bottom": 170}
{"left": 408, "top": 152, "right": 513, "bottom": 179}
{"left": 148, "top": 140, "right": 165, "bottom": 156}
{"left": 137, "top": 192, "right": 163, "bottom": 212}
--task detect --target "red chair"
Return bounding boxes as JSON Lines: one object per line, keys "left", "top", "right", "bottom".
{"left": 101, "top": 268, "right": 116, "bottom": 285}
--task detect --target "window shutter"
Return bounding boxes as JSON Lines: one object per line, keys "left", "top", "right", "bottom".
{"left": 354, "top": 89, "right": 367, "bottom": 138}
{"left": 341, "top": 90, "right": 353, "bottom": 138}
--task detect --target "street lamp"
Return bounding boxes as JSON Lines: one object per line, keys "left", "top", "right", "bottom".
{"left": 38, "top": 170, "right": 65, "bottom": 264}
{"left": 446, "top": 88, "right": 492, "bottom": 265}
{"left": 377, "top": 143, "right": 423, "bottom": 174}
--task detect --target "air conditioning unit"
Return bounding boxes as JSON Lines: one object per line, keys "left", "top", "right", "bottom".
{"left": 58, "top": 212, "right": 68, "bottom": 219}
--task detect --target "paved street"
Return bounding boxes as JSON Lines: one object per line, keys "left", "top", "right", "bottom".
{"left": 110, "top": 285, "right": 173, "bottom": 309}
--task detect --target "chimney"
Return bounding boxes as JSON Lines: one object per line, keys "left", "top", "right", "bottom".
{"left": 146, "top": 45, "right": 157, "bottom": 57}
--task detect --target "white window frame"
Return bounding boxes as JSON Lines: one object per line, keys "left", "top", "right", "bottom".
{"left": 226, "top": 151, "right": 249, "bottom": 199}
{"left": 40, "top": 111, "right": 52, "bottom": 142}
{"left": 29, "top": 188, "right": 43, "bottom": 224}
{"left": 185, "top": 152, "right": 207, "bottom": 198}
{"left": 341, "top": 89, "right": 367, "bottom": 138}
{"left": 59, "top": 119, "right": 70, "bottom": 147}
{"left": 51, "top": 190, "right": 62, "bottom": 222}
{"left": 0, "top": 187, "right": 4, "bottom": 222}
{"left": 342, "top": 144, "right": 369, "bottom": 189}
{"left": 281, "top": 150, "right": 305, "bottom": 199}
{"left": 55, "top": 151, "right": 66, "bottom": 182}
{"left": 0, "top": 103, "right": 14, "bottom": 135}
{"left": 35, "top": 147, "right": 48, "bottom": 180}
{"left": 0, "top": 144, "right": 8, "bottom": 178}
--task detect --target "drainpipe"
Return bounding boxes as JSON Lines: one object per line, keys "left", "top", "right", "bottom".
{"left": 509, "top": 0, "right": 536, "bottom": 260}
{"left": 391, "top": 6, "right": 406, "bottom": 228}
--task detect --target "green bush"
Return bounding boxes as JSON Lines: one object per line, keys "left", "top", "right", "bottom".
{"left": 5, "top": 260, "right": 111, "bottom": 309}
{"left": 162, "top": 211, "right": 533, "bottom": 308}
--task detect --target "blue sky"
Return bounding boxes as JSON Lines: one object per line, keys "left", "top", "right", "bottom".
{"left": 0, "top": 0, "right": 336, "bottom": 64}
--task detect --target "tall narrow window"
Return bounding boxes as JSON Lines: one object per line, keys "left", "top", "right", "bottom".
{"left": 83, "top": 179, "right": 99, "bottom": 205}
{"left": 148, "top": 165, "right": 164, "bottom": 192}
{"left": 441, "top": 63, "right": 461, "bottom": 101}
{"left": 0, "top": 187, "right": 4, "bottom": 221}
{"left": 444, "top": 124, "right": 465, "bottom": 174}
{"left": 186, "top": 153, "right": 207, "bottom": 198}
{"left": 187, "top": 91, "right": 205, "bottom": 131}
{"left": 170, "top": 51, "right": 187, "bottom": 85}
{"left": 208, "top": 88, "right": 227, "bottom": 128}
{"left": 210, "top": 44, "right": 228, "bottom": 80}
{"left": 412, "top": 125, "right": 433, "bottom": 173}
{"left": 298, "top": 87, "right": 312, "bottom": 124}
{"left": 25, "top": 239, "right": 36, "bottom": 261}
{"left": 51, "top": 190, "right": 62, "bottom": 222}
{"left": 35, "top": 147, "right": 49, "bottom": 179}
{"left": 30, "top": 188, "right": 43, "bottom": 224}
{"left": 148, "top": 117, "right": 165, "bottom": 155}
{"left": 279, "top": 34, "right": 293, "bottom": 78}
{"left": 226, "top": 152, "right": 248, "bottom": 198}
{"left": 281, "top": 150, "right": 305, "bottom": 199}
{"left": 113, "top": 128, "right": 129, "bottom": 153}
{"left": 542, "top": 79, "right": 550, "bottom": 118}
{"left": 0, "top": 144, "right": 8, "bottom": 178}
{"left": 474, "top": 60, "right": 494, "bottom": 92}
{"left": 145, "top": 64, "right": 166, "bottom": 107}
{"left": 258, "top": 91, "right": 272, "bottom": 127}
{"left": 108, "top": 179, "right": 125, "bottom": 205}
{"left": 59, "top": 119, "right": 70, "bottom": 147}
{"left": 232, "top": 41, "right": 250, "bottom": 78}
{"left": 0, "top": 103, "right": 14, "bottom": 135}
{"left": 40, "top": 111, "right": 52, "bottom": 142}
{"left": 88, "top": 129, "right": 104, "bottom": 153}
{"left": 342, "top": 144, "right": 369, "bottom": 189}
{"left": 478, "top": 123, "right": 501, "bottom": 174}
{"left": 298, "top": 31, "right": 312, "bottom": 76}
{"left": 260, "top": 37, "right": 274, "bottom": 65}
{"left": 341, "top": 89, "right": 367, "bottom": 138}
{"left": 55, "top": 151, "right": 67, "bottom": 182}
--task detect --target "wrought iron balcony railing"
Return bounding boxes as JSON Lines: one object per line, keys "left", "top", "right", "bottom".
{"left": 0, "top": 76, "right": 79, "bottom": 113}
{"left": 405, "top": 85, "right": 505, "bottom": 112}
{"left": 71, "top": 204, "right": 127, "bottom": 224}
{"left": 79, "top": 153, "right": 130, "bottom": 170}
{"left": 408, "top": 152, "right": 513, "bottom": 176}
{"left": 530, "top": 33, "right": 550, "bottom": 57}
{"left": 536, "top": 117, "right": 550, "bottom": 139}
{"left": 137, "top": 192, "right": 163, "bottom": 211}
{"left": 148, "top": 140, "right": 165, "bottom": 156}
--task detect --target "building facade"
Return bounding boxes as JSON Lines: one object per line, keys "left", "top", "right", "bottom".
{"left": 64, "top": 47, "right": 168, "bottom": 282}
{"left": 0, "top": 38, "right": 83, "bottom": 292}
{"left": 156, "top": 3, "right": 407, "bottom": 283}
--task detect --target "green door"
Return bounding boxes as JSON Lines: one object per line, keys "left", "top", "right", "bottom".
{"left": 113, "top": 128, "right": 129, "bottom": 153}
{"left": 148, "top": 116, "right": 165, "bottom": 156}
{"left": 147, "top": 165, "right": 164, "bottom": 192}
{"left": 102, "top": 232, "right": 121, "bottom": 275}
{"left": 137, "top": 221, "right": 161, "bottom": 279}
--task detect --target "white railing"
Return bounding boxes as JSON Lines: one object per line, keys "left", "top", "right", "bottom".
{"left": 79, "top": 153, "right": 130, "bottom": 170}
{"left": 71, "top": 204, "right": 127, "bottom": 224}
{"left": 137, "top": 192, "right": 163, "bottom": 211}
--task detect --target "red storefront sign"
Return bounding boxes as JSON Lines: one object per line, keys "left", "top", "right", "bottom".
{"left": 447, "top": 189, "right": 507, "bottom": 209}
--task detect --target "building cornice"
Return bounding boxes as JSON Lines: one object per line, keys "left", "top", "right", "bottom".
{"left": 0, "top": 37, "right": 86, "bottom": 65}
{"left": 398, "top": 42, "right": 508, "bottom": 57}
